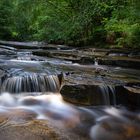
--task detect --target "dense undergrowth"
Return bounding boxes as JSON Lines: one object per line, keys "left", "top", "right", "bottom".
{"left": 0, "top": 0, "right": 139, "bottom": 48}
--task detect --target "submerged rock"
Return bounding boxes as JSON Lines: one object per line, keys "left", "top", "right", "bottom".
{"left": 0, "top": 111, "right": 59, "bottom": 140}
{"left": 0, "top": 95, "right": 88, "bottom": 140}
{"left": 90, "top": 118, "right": 140, "bottom": 140}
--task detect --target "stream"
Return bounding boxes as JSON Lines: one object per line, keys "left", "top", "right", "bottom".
{"left": 0, "top": 42, "right": 140, "bottom": 140}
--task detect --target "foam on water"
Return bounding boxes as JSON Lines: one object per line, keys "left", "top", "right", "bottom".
{"left": 0, "top": 93, "right": 80, "bottom": 127}
{"left": 0, "top": 93, "right": 16, "bottom": 107}
{"left": 0, "top": 93, "right": 139, "bottom": 139}
{"left": 0, "top": 74, "right": 61, "bottom": 93}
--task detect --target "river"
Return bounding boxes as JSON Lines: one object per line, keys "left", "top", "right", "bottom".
{"left": 0, "top": 42, "right": 140, "bottom": 140}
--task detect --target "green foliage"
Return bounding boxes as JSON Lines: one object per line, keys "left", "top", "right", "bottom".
{"left": 104, "top": 0, "right": 140, "bottom": 48}
{"left": 0, "top": 0, "right": 139, "bottom": 48}
{"left": 0, "top": 0, "right": 14, "bottom": 40}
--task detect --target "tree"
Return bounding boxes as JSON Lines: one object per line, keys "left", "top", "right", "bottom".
{"left": 0, "top": 0, "right": 139, "bottom": 48}
{"left": 0, "top": 0, "right": 14, "bottom": 40}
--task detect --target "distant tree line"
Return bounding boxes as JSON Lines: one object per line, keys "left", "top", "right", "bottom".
{"left": 0, "top": 0, "right": 139, "bottom": 48}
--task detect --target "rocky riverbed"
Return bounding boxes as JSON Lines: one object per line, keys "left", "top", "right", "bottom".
{"left": 0, "top": 41, "right": 140, "bottom": 140}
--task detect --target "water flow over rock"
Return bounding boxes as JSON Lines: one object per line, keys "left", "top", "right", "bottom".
{"left": 0, "top": 74, "right": 62, "bottom": 93}
{"left": 61, "top": 84, "right": 116, "bottom": 106}
{"left": 98, "top": 85, "right": 116, "bottom": 105}
{"left": 0, "top": 93, "right": 139, "bottom": 140}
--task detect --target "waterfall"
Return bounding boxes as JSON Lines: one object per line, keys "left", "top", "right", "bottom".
{"left": 98, "top": 85, "right": 116, "bottom": 105}
{"left": 94, "top": 58, "right": 98, "bottom": 66}
{"left": 0, "top": 74, "right": 63, "bottom": 93}
{"left": 108, "top": 85, "right": 116, "bottom": 105}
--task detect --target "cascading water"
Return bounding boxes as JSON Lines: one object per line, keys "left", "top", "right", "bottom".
{"left": 0, "top": 93, "right": 139, "bottom": 140}
{"left": 108, "top": 85, "right": 116, "bottom": 105}
{"left": 98, "top": 85, "right": 116, "bottom": 105}
{"left": 0, "top": 74, "right": 62, "bottom": 93}
{"left": 94, "top": 58, "right": 98, "bottom": 66}
{"left": 0, "top": 44, "right": 140, "bottom": 140}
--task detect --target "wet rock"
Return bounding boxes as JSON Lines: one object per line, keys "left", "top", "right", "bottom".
{"left": 60, "top": 84, "right": 115, "bottom": 106}
{"left": 0, "top": 69, "right": 7, "bottom": 84}
{"left": 106, "top": 49, "right": 140, "bottom": 59}
{"left": 98, "top": 58, "right": 140, "bottom": 69}
{"left": 33, "top": 51, "right": 52, "bottom": 57}
{"left": 0, "top": 40, "right": 46, "bottom": 49}
{"left": 60, "top": 82, "right": 140, "bottom": 108}
{"left": 58, "top": 73, "right": 64, "bottom": 86}
{"left": 0, "top": 45, "right": 17, "bottom": 51}
{"left": 128, "top": 52, "right": 140, "bottom": 59}
{"left": 108, "top": 53, "right": 128, "bottom": 57}
{"left": 105, "top": 48, "right": 135, "bottom": 55}
{"left": 0, "top": 48, "right": 16, "bottom": 55}
{"left": 78, "top": 57, "right": 94, "bottom": 64}
{"left": 48, "top": 51, "right": 79, "bottom": 61}
{"left": 0, "top": 107, "right": 88, "bottom": 140}
{"left": 115, "top": 83, "right": 140, "bottom": 109}
{"left": 0, "top": 118, "right": 58, "bottom": 140}
{"left": 61, "top": 84, "right": 94, "bottom": 105}
{"left": 47, "top": 44, "right": 71, "bottom": 50}
{"left": 95, "top": 67, "right": 108, "bottom": 76}
{"left": 33, "top": 50, "right": 80, "bottom": 62}
{"left": 90, "top": 119, "right": 140, "bottom": 140}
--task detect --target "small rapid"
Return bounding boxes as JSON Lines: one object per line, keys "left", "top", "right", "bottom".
{"left": 0, "top": 93, "right": 139, "bottom": 140}
{"left": 0, "top": 44, "right": 140, "bottom": 140}
{"left": 0, "top": 74, "right": 62, "bottom": 93}
{"left": 98, "top": 85, "right": 116, "bottom": 105}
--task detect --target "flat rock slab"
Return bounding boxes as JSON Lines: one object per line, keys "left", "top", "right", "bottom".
{"left": 116, "top": 83, "right": 140, "bottom": 109}
{"left": 98, "top": 58, "right": 140, "bottom": 69}
{"left": 60, "top": 83, "right": 140, "bottom": 108}
{"left": 60, "top": 84, "right": 115, "bottom": 105}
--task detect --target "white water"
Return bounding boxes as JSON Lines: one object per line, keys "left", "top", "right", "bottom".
{"left": 0, "top": 92, "right": 139, "bottom": 140}
{"left": 98, "top": 85, "right": 116, "bottom": 105}
{"left": 94, "top": 59, "right": 98, "bottom": 66}
{"left": 0, "top": 93, "right": 80, "bottom": 127}
{"left": 0, "top": 46, "right": 140, "bottom": 139}
{"left": 1, "top": 74, "right": 61, "bottom": 93}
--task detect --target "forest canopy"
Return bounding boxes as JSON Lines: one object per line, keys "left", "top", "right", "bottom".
{"left": 0, "top": 0, "right": 139, "bottom": 48}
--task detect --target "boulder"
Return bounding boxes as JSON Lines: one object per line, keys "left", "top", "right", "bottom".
{"left": 115, "top": 83, "right": 140, "bottom": 109}
{"left": 60, "top": 84, "right": 116, "bottom": 106}
{"left": 60, "top": 82, "right": 140, "bottom": 108}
